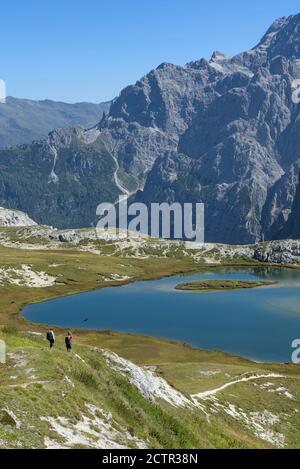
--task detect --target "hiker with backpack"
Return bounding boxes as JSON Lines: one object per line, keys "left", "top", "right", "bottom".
{"left": 46, "top": 330, "right": 55, "bottom": 349}
{"left": 65, "top": 332, "right": 73, "bottom": 352}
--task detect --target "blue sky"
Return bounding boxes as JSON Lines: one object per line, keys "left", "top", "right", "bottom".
{"left": 1, "top": 0, "right": 300, "bottom": 103}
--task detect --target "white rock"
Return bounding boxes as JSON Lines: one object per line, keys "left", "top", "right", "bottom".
{"left": 0, "top": 207, "right": 36, "bottom": 227}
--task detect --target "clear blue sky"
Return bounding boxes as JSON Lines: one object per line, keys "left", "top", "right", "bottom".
{"left": 1, "top": 0, "right": 299, "bottom": 103}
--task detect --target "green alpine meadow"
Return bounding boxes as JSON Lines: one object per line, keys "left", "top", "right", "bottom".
{"left": 0, "top": 226, "right": 299, "bottom": 449}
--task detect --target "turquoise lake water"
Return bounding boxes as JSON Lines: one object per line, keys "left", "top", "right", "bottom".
{"left": 22, "top": 266, "right": 300, "bottom": 362}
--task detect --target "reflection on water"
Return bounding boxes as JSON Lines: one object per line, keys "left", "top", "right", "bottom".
{"left": 22, "top": 266, "right": 300, "bottom": 363}
{"left": 264, "top": 297, "right": 300, "bottom": 316}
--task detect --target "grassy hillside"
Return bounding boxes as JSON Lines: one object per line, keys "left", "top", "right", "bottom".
{"left": 0, "top": 237, "right": 299, "bottom": 449}
{"left": 1, "top": 329, "right": 299, "bottom": 449}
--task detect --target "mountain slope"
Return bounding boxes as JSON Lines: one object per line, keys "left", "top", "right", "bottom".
{"left": 1, "top": 14, "right": 300, "bottom": 241}
{"left": 0, "top": 97, "right": 111, "bottom": 148}
{"left": 0, "top": 234, "right": 299, "bottom": 449}
{"left": 133, "top": 14, "right": 300, "bottom": 243}
{"left": 0, "top": 127, "right": 119, "bottom": 228}
{"left": 1, "top": 330, "right": 299, "bottom": 449}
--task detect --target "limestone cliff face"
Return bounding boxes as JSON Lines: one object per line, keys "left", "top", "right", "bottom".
{"left": 130, "top": 14, "right": 300, "bottom": 243}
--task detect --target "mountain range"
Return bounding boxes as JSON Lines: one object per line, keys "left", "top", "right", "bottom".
{"left": 0, "top": 97, "right": 110, "bottom": 148}
{"left": 1, "top": 14, "right": 300, "bottom": 243}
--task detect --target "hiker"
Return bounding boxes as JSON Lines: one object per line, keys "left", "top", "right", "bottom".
{"left": 46, "top": 330, "right": 55, "bottom": 349}
{"left": 65, "top": 332, "right": 73, "bottom": 352}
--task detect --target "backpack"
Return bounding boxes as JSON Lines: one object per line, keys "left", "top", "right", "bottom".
{"left": 65, "top": 336, "right": 71, "bottom": 346}
{"left": 47, "top": 331, "right": 53, "bottom": 341}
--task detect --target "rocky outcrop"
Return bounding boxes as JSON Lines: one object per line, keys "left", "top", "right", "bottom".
{"left": 0, "top": 207, "right": 36, "bottom": 227}
{"left": 254, "top": 239, "right": 300, "bottom": 264}
{"left": 1, "top": 221, "right": 300, "bottom": 266}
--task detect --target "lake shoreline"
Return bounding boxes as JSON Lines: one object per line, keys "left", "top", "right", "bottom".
{"left": 21, "top": 264, "right": 298, "bottom": 364}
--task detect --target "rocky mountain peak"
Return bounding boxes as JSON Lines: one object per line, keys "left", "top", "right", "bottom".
{"left": 1, "top": 13, "right": 300, "bottom": 242}
{"left": 210, "top": 51, "right": 230, "bottom": 62}
{"left": 254, "top": 13, "right": 300, "bottom": 60}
